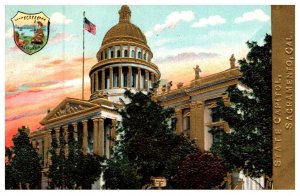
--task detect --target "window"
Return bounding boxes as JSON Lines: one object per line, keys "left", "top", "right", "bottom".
{"left": 212, "top": 107, "right": 221, "bottom": 122}
{"left": 117, "top": 50, "right": 121, "bottom": 57}
{"left": 143, "top": 53, "right": 146, "bottom": 60}
{"left": 113, "top": 67, "right": 118, "bottom": 87}
{"left": 124, "top": 49, "right": 128, "bottom": 57}
{"left": 123, "top": 67, "right": 128, "bottom": 87}
{"left": 132, "top": 69, "right": 137, "bottom": 87}
{"left": 131, "top": 50, "right": 135, "bottom": 57}
{"left": 211, "top": 127, "right": 224, "bottom": 145}
{"left": 110, "top": 50, "right": 114, "bottom": 58}
{"left": 138, "top": 51, "right": 141, "bottom": 59}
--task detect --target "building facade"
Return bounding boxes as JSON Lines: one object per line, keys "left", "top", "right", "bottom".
{"left": 29, "top": 5, "right": 260, "bottom": 189}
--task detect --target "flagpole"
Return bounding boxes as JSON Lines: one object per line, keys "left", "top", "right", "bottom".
{"left": 82, "top": 11, "right": 85, "bottom": 100}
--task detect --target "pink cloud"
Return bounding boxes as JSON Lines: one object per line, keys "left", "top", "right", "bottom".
{"left": 10, "top": 45, "right": 19, "bottom": 52}
{"left": 5, "top": 55, "right": 96, "bottom": 147}
{"left": 49, "top": 32, "right": 74, "bottom": 44}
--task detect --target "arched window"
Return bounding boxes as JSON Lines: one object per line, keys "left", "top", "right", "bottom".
{"left": 110, "top": 50, "right": 114, "bottom": 58}
{"left": 138, "top": 51, "right": 141, "bottom": 59}
{"left": 131, "top": 50, "right": 135, "bottom": 58}
{"left": 117, "top": 50, "right": 121, "bottom": 57}
{"left": 124, "top": 49, "right": 128, "bottom": 57}
{"left": 143, "top": 53, "right": 146, "bottom": 60}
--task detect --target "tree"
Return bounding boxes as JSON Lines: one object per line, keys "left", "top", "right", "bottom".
{"left": 48, "top": 138, "right": 103, "bottom": 189}
{"left": 5, "top": 147, "right": 18, "bottom": 189}
{"left": 174, "top": 152, "right": 226, "bottom": 189}
{"left": 103, "top": 90, "right": 198, "bottom": 189}
{"left": 209, "top": 34, "right": 272, "bottom": 183}
{"left": 6, "top": 128, "right": 42, "bottom": 189}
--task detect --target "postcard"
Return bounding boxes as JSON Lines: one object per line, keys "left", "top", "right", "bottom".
{"left": 4, "top": 4, "right": 295, "bottom": 190}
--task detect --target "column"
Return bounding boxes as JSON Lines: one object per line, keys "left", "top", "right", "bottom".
{"left": 151, "top": 72, "right": 155, "bottom": 88}
{"left": 82, "top": 120, "right": 88, "bottom": 155}
{"left": 102, "top": 69, "right": 105, "bottom": 89}
{"left": 141, "top": 49, "right": 144, "bottom": 60}
{"left": 111, "top": 119, "right": 118, "bottom": 142}
{"left": 127, "top": 45, "right": 130, "bottom": 57}
{"left": 54, "top": 127, "right": 60, "bottom": 153}
{"left": 134, "top": 46, "right": 137, "bottom": 58}
{"left": 128, "top": 66, "right": 132, "bottom": 87}
{"left": 120, "top": 45, "right": 123, "bottom": 57}
{"left": 92, "top": 118, "right": 99, "bottom": 155}
{"left": 106, "top": 48, "right": 109, "bottom": 59}
{"left": 175, "top": 108, "right": 183, "bottom": 135}
{"left": 109, "top": 67, "right": 113, "bottom": 89}
{"left": 72, "top": 122, "right": 78, "bottom": 141}
{"left": 118, "top": 66, "right": 122, "bottom": 88}
{"left": 62, "top": 125, "right": 68, "bottom": 157}
{"left": 95, "top": 71, "right": 99, "bottom": 91}
{"left": 36, "top": 140, "right": 42, "bottom": 154}
{"left": 189, "top": 102, "right": 197, "bottom": 143}
{"left": 137, "top": 68, "right": 141, "bottom": 90}
{"left": 91, "top": 74, "right": 94, "bottom": 93}
{"left": 44, "top": 130, "right": 52, "bottom": 167}
{"left": 195, "top": 101, "right": 205, "bottom": 151}
{"left": 32, "top": 140, "right": 37, "bottom": 149}
{"left": 145, "top": 70, "right": 149, "bottom": 91}
{"left": 98, "top": 117, "right": 104, "bottom": 156}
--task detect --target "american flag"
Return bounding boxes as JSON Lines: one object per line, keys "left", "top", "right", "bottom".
{"left": 84, "top": 17, "right": 96, "bottom": 35}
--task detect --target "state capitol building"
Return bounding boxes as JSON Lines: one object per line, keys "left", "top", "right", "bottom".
{"left": 29, "top": 5, "right": 263, "bottom": 189}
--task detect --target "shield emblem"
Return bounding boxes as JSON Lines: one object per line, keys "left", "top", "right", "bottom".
{"left": 11, "top": 11, "right": 50, "bottom": 55}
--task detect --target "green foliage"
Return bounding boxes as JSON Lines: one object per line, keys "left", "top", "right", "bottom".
{"left": 5, "top": 128, "right": 42, "bottom": 189}
{"left": 209, "top": 34, "right": 272, "bottom": 178}
{"left": 174, "top": 152, "right": 226, "bottom": 189}
{"left": 104, "top": 155, "right": 142, "bottom": 189}
{"left": 48, "top": 140, "right": 103, "bottom": 189}
{"left": 5, "top": 147, "right": 17, "bottom": 189}
{"left": 103, "top": 90, "right": 198, "bottom": 189}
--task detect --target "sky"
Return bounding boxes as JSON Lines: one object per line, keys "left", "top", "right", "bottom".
{"left": 5, "top": 5, "right": 271, "bottom": 146}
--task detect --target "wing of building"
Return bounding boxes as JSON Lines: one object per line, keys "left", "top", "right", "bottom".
{"left": 29, "top": 5, "right": 263, "bottom": 190}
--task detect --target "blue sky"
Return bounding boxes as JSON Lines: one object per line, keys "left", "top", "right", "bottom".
{"left": 5, "top": 5, "right": 271, "bottom": 61}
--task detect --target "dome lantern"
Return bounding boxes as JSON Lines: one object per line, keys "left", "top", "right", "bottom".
{"left": 119, "top": 5, "right": 131, "bottom": 23}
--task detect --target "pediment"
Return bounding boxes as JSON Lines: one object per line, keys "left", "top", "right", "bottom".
{"left": 40, "top": 97, "right": 100, "bottom": 125}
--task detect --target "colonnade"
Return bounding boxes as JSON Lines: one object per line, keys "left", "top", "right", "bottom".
{"left": 90, "top": 65, "right": 157, "bottom": 93}
{"left": 32, "top": 117, "right": 118, "bottom": 167}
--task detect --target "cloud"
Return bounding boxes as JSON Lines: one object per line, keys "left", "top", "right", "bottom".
{"left": 154, "top": 52, "right": 219, "bottom": 63}
{"left": 50, "top": 12, "right": 73, "bottom": 25}
{"left": 35, "top": 59, "right": 68, "bottom": 68}
{"left": 6, "top": 81, "right": 59, "bottom": 95}
{"left": 234, "top": 9, "right": 270, "bottom": 23}
{"left": 72, "top": 57, "right": 93, "bottom": 62}
{"left": 9, "top": 45, "right": 19, "bottom": 52}
{"left": 5, "top": 111, "right": 45, "bottom": 122}
{"left": 49, "top": 32, "right": 75, "bottom": 44}
{"left": 146, "top": 11, "right": 195, "bottom": 37}
{"left": 5, "top": 28, "right": 14, "bottom": 38}
{"left": 192, "top": 15, "right": 226, "bottom": 28}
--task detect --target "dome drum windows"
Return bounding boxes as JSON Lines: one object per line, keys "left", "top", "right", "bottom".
{"left": 124, "top": 49, "right": 128, "bottom": 57}
{"left": 110, "top": 50, "right": 114, "bottom": 58}
{"left": 117, "top": 50, "right": 121, "bottom": 57}
{"left": 100, "top": 46, "right": 150, "bottom": 62}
